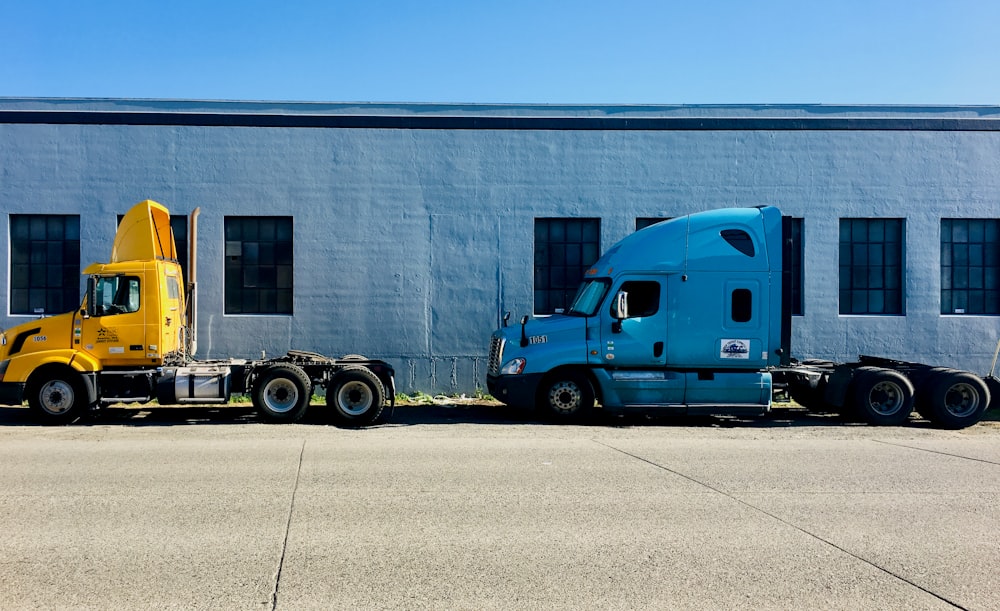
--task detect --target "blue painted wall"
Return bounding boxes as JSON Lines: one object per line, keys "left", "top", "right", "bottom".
{"left": 1, "top": 99, "right": 999, "bottom": 392}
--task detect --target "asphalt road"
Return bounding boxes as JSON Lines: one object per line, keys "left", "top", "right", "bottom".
{"left": 0, "top": 403, "right": 998, "bottom": 610}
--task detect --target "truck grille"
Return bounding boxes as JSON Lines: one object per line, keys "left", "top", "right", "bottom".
{"left": 488, "top": 336, "right": 505, "bottom": 376}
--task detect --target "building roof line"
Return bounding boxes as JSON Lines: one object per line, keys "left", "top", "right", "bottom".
{"left": 2, "top": 110, "right": 999, "bottom": 131}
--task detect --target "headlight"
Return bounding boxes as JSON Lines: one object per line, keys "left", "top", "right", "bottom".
{"left": 500, "top": 357, "right": 526, "bottom": 375}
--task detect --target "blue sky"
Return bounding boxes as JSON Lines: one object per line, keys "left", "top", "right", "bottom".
{"left": 2, "top": 0, "right": 998, "bottom": 105}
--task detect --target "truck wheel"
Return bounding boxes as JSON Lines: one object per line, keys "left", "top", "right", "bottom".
{"left": 540, "top": 371, "right": 594, "bottom": 422}
{"left": 26, "top": 367, "right": 88, "bottom": 425}
{"left": 914, "top": 367, "right": 953, "bottom": 420}
{"left": 251, "top": 364, "right": 311, "bottom": 423}
{"left": 329, "top": 366, "right": 385, "bottom": 427}
{"left": 987, "top": 376, "right": 1000, "bottom": 412}
{"left": 922, "top": 370, "right": 990, "bottom": 430}
{"left": 850, "top": 367, "right": 914, "bottom": 426}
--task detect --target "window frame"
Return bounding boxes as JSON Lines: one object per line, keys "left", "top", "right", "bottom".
{"left": 940, "top": 218, "right": 1000, "bottom": 316}
{"left": 838, "top": 218, "right": 905, "bottom": 316}
{"left": 9, "top": 214, "right": 82, "bottom": 316}
{"left": 223, "top": 216, "right": 294, "bottom": 315}
{"left": 533, "top": 218, "right": 601, "bottom": 315}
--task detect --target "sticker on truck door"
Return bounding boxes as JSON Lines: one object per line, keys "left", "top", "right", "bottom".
{"left": 720, "top": 339, "right": 750, "bottom": 359}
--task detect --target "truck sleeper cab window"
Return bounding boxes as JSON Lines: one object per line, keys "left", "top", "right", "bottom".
{"left": 731, "top": 288, "right": 752, "bottom": 323}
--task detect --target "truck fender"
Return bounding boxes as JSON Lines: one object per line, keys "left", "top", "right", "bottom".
{"left": 3, "top": 350, "right": 102, "bottom": 383}
{"left": 824, "top": 364, "right": 855, "bottom": 408}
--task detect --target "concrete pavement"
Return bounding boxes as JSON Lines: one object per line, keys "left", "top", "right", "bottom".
{"left": 0, "top": 404, "right": 997, "bottom": 609}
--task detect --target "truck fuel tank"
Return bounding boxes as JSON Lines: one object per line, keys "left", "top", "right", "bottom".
{"left": 156, "top": 364, "right": 232, "bottom": 404}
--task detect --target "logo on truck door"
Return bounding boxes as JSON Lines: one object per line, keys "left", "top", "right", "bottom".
{"left": 720, "top": 339, "right": 750, "bottom": 359}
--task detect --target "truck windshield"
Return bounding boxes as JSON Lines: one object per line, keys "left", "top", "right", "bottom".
{"left": 567, "top": 279, "right": 610, "bottom": 317}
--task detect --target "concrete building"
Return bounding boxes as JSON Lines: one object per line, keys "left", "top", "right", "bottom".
{"left": 1, "top": 98, "right": 998, "bottom": 393}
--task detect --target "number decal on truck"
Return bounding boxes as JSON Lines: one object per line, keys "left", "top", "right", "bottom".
{"left": 529, "top": 335, "right": 548, "bottom": 344}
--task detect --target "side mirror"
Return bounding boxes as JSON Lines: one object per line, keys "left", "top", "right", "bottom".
{"left": 85, "top": 276, "right": 97, "bottom": 318}
{"left": 611, "top": 291, "right": 629, "bottom": 320}
{"left": 611, "top": 291, "right": 628, "bottom": 333}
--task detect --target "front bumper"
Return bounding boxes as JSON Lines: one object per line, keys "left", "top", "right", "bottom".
{"left": 486, "top": 373, "right": 544, "bottom": 409}
{"left": 0, "top": 381, "right": 25, "bottom": 406}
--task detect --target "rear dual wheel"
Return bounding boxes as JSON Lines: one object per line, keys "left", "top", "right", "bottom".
{"left": 917, "top": 369, "right": 990, "bottom": 430}
{"left": 850, "top": 367, "right": 914, "bottom": 426}
{"left": 329, "top": 366, "right": 385, "bottom": 427}
{"left": 252, "top": 365, "right": 312, "bottom": 423}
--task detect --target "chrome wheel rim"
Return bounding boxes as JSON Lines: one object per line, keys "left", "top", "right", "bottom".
{"left": 262, "top": 378, "right": 299, "bottom": 413}
{"left": 867, "top": 380, "right": 905, "bottom": 415}
{"left": 336, "top": 381, "right": 373, "bottom": 416}
{"left": 943, "top": 382, "right": 979, "bottom": 418}
{"left": 548, "top": 380, "right": 582, "bottom": 414}
{"left": 39, "top": 380, "right": 74, "bottom": 415}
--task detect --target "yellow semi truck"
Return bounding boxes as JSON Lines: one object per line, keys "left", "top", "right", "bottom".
{"left": 0, "top": 200, "right": 395, "bottom": 425}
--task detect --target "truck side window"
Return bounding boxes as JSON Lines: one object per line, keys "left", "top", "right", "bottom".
{"left": 721, "top": 229, "right": 755, "bottom": 257}
{"left": 95, "top": 276, "right": 141, "bottom": 316}
{"left": 616, "top": 281, "right": 660, "bottom": 318}
{"left": 732, "top": 288, "right": 752, "bottom": 323}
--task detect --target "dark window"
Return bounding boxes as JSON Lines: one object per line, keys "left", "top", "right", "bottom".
{"left": 732, "top": 288, "right": 753, "bottom": 323}
{"left": 93, "top": 276, "right": 141, "bottom": 316}
{"left": 839, "top": 218, "right": 904, "bottom": 315}
{"left": 721, "top": 229, "right": 755, "bottom": 257}
{"left": 118, "top": 214, "right": 188, "bottom": 285}
{"left": 636, "top": 217, "right": 671, "bottom": 231}
{"left": 786, "top": 217, "right": 804, "bottom": 316}
{"left": 9, "top": 214, "right": 81, "bottom": 315}
{"left": 534, "top": 218, "right": 600, "bottom": 314}
{"left": 224, "top": 216, "right": 293, "bottom": 315}
{"left": 616, "top": 281, "right": 661, "bottom": 318}
{"left": 941, "top": 219, "right": 1000, "bottom": 315}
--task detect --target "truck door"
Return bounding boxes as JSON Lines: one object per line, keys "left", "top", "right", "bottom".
{"left": 600, "top": 276, "right": 684, "bottom": 404}
{"left": 80, "top": 275, "right": 148, "bottom": 366}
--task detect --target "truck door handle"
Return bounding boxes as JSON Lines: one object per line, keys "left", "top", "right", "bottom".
{"left": 653, "top": 342, "right": 664, "bottom": 358}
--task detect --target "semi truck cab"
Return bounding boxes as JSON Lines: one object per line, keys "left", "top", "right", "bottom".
{"left": 1, "top": 199, "right": 395, "bottom": 426}
{"left": 487, "top": 206, "right": 786, "bottom": 420}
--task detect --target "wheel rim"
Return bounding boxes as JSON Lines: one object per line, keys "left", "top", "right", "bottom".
{"left": 262, "top": 378, "right": 299, "bottom": 413}
{"left": 336, "top": 381, "right": 373, "bottom": 416}
{"left": 39, "top": 380, "right": 75, "bottom": 415}
{"left": 942, "top": 382, "right": 980, "bottom": 418}
{"left": 866, "top": 380, "right": 905, "bottom": 415}
{"left": 548, "top": 380, "right": 582, "bottom": 414}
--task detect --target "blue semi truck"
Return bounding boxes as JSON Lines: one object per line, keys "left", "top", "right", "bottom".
{"left": 486, "top": 206, "right": 996, "bottom": 429}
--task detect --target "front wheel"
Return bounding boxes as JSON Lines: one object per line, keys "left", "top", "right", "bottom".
{"left": 26, "top": 367, "right": 89, "bottom": 425}
{"left": 539, "top": 371, "right": 595, "bottom": 422}
{"left": 251, "top": 365, "right": 312, "bottom": 423}
{"left": 329, "top": 366, "right": 385, "bottom": 427}
{"left": 850, "top": 367, "right": 914, "bottom": 426}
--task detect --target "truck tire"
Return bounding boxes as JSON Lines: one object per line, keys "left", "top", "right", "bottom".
{"left": 329, "top": 366, "right": 385, "bottom": 427}
{"left": 914, "top": 367, "right": 953, "bottom": 420}
{"left": 539, "top": 371, "right": 595, "bottom": 422}
{"left": 850, "top": 367, "right": 914, "bottom": 426}
{"left": 987, "top": 376, "right": 1000, "bottom": 412}
{"left": 251, "top": 364, "right": 312, "bottom": 423}
{"left": 26, "top": 367, "right": 88, "bottom": 425}
{"left": 921, "top": 370, "right": 990, "bottom": 430}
